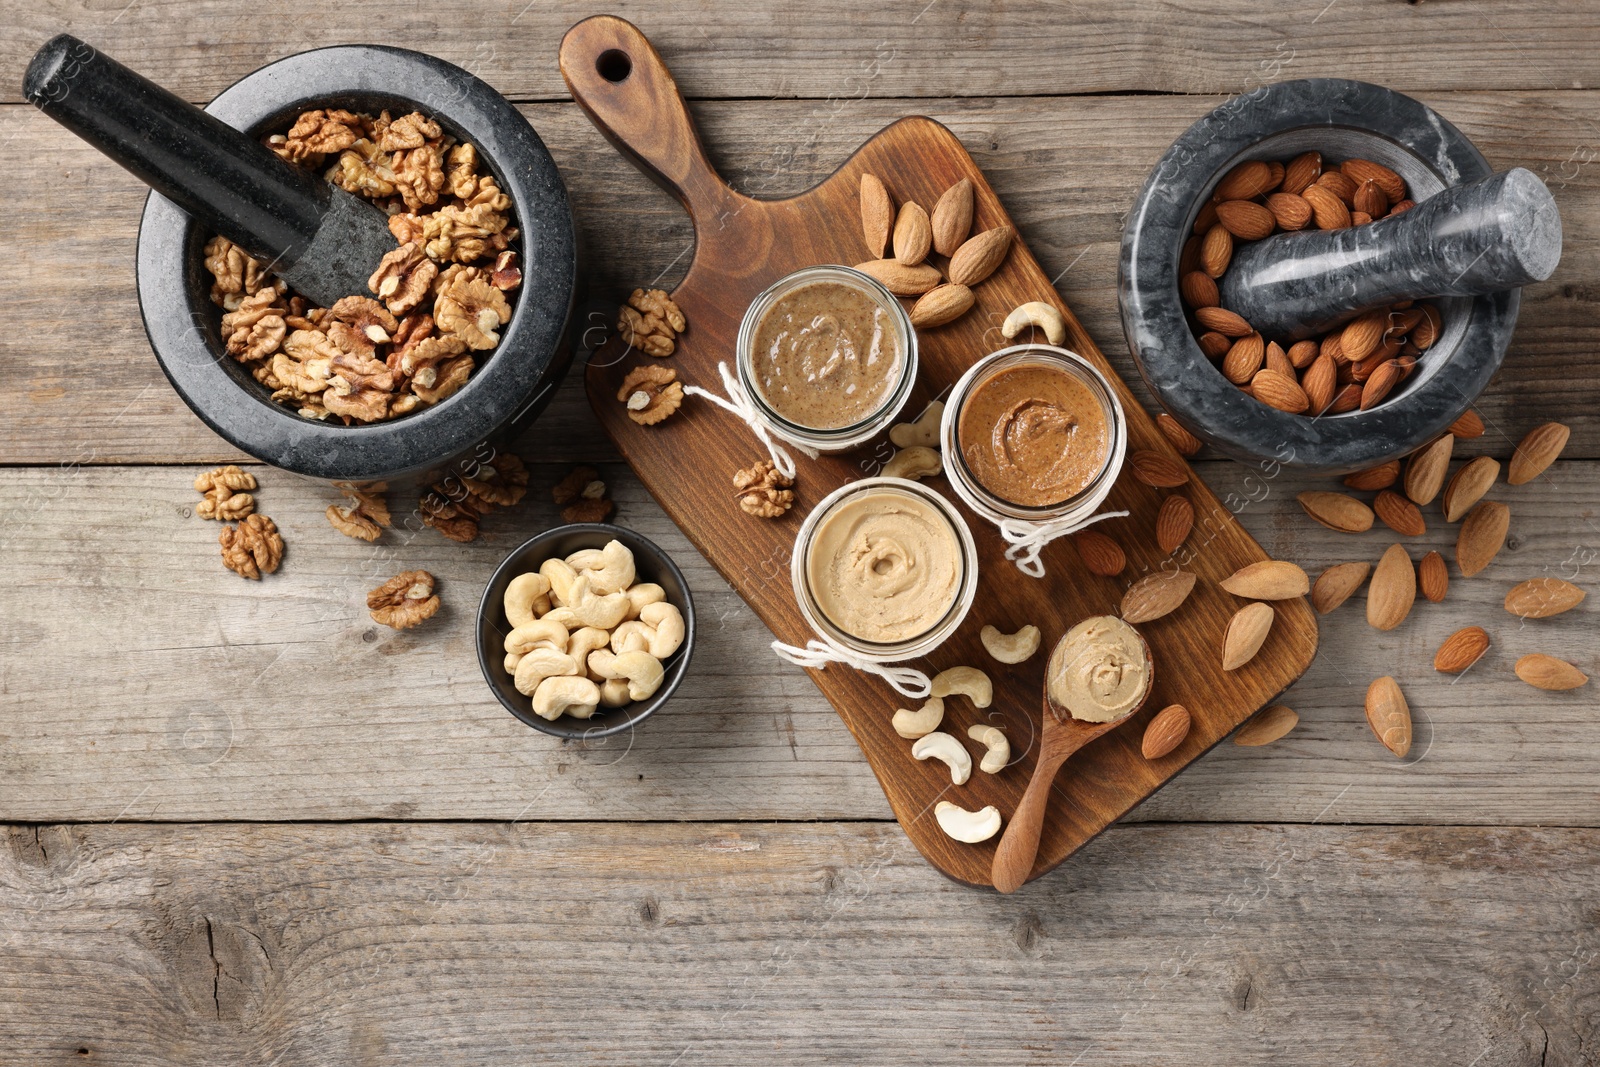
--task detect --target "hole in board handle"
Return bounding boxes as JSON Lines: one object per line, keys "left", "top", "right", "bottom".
{"left": 597, "top": 49, "right": 632, "bottom": 83}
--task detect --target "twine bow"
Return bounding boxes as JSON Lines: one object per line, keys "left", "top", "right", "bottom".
{"left": 770, "top": 638, "right": 932, "bottom": 698}
{"left": 683, "top": 362, "right": 817, "bottom": 481}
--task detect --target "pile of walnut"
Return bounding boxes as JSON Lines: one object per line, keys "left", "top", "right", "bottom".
{"left": 614, "top": 288, "right": 688, "bottom": 428}
{"left": 420, "top": 452, "right": 529, "bottom": 543}
{"left": 192, "top": 464, "right": 285, "bottom": 580}
{"left": 203, "top": 108, "right": 521, "bottom": 424}
{"left": 500, "top": 540, "right": 685, "bottom": 721}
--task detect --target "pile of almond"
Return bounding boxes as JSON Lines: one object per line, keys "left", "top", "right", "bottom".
{"left": 1181, "top": 152, "right": 1442, "bottom": 415}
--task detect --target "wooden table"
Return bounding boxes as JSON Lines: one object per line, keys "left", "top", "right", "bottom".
{"left": 1, "top": 3, "right": 1596, "bottom": 1062}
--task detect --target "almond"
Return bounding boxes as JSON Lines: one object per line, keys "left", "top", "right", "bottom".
{"left": 1316, "top": 170, "right": 1358, "bottom": 206}
{"left": 1222, "top": 602, "right": 1275, "bottom": 670}
{"left": 892, "top": 201, "right": 932, "bottom": 266}
{"left": 1194, "top": 305, "right": 1253, "bottom": 338}
{"left": 1340, "top": 310, "right": 1388, "bottom": 362}
{"left": 1364, "top": 676, "right": 1412, "bottom": 758}
{"left": 908, "top": 283, "right": 975, "bottom": 329}
{"left": 1215, "top": 200, "right": 1275, "bottom": 241}
{"left": 1434, "top": 626, "right": 1489, "bottom": 674}
{"left": 929, "top": 178, "right": 974, "bottom": 257}
{"left": 1312, "top": 561, "right": 1370, "bottom": 614}
{"left": 1180, "top": 235, "right": 1202, "bottom": 275}
{"left": 1129, "top": 450, "right": 1190, "bottom": 488}
{"left": 1198, "top": 331, "right": 1231, "bottom": 359}
{"left": 1265, "top": 160, "right": 1285, "bottom": 191}
{"left": 1412, "top": 304, "right": 1442, "bottom": 349}
{"left": 859, "top": 174, "right": 893, "bottom": 258}
{"left": 1508, "top": 421, "right": 1570, "bottom": 485}
{"left": 1200, "top": 224, "right": 1233, "bottom": 278}
{"left": 1265, "top": 341, "right": 1294, "bottom": 378}
{"left": 1448, "top": 409, "right": 1485, "bottom": 439}
{"left": 1418, "top": 550, "right": 1449, "bottom": 603}
{"left": 1403, "top": 434, "right": 1454, "bottom": 506}
{"left": 1360, "top": 359, "right": 1403, "bottom": 410}
{"left": 1287, "top": 340, "right": 1319, "bottom": 369}
{"left": 854, "top": 259, "right": 941, "bottom": 296}
{"left": 1180, "top": 271, "right": 1220, "bottom": 309}
{"left": 1441, "top": 456, "right": 1500, "bottom": 522}
{"left": 1342, "top": 158, "right": 1406, "bottom": 202}
{"left": 1193, "top": 200, "right": 1219, "bottom": 236}
{"left": 1297, "top": 491, "right": 1375, "bottom": 533}
{"left": 1265, "top": 192, "right": 1312, "bottom": 231}
{"left": 1213, "top": 160, "right": 1275, "bottom": 201}
{"left": 1121, "top": 569, "right": 1197, "bottom": 624}
{"left": 1515, "top": 654, "right": 1589, "bottom": 691}
{"left": 1352, "top": 179, "right": 1389, "bottom": 218}
{"left": 1220, "top": 560, "right": 1309, "bottom": 601}
{"left": 1367, "top": 543, "right": 1416, "bottom": 631}
{"left": 1389, "top": 198, "right": 1416, "bottom": 217}
{"left": 1221, "top": 333, "right": 1266, "bottom": 384}
{"left": 1303, "top": 353, "right": 1336, "bottom": 414}
{"left": 1374, "top": 489, "right": 1426, "bottom": 537}
{"left": 1073, "top": 530, "right": 1125, "bottom": 577}
{"left": 1302, "top": 183, "right": 1350, "bottom": 230}
{"left": 1321, "top": 332, "right": 1346, "bottom": 364}
{"left": 1329, "top": 383, "right": 1363, "bottom": 413}
{"left": 1343, "top": 459, "right": 1400, "bottom": 491}
{"left": 1351, "top": 210, "right": 1373, "bottom": 226}
{"left": 1140, "top": 704, "right": 1191, "bottom": 760}
{"left": 1157, "top": 413, "right": 1202, "bottom": 457}
{"left": 1155, "top": 494, "right": 1194, "bottom": 553}
{"left": 947, "top": 226, "right": 1013, "bottom": 286}
{"left": 1456, "top": 501, "right": 1510, "bottom": 577}
{"left": 1251, "top": 368, "right": 1309, "bottom": 413}
{"left": 1504, "top": 577, "right": 1585, "bottom": 619}
{"left": 1282, "top": 151, "right": 1322, "bottom": 195}
{"left": 1234, "top": 704, "right": 1298, "bottom": 746}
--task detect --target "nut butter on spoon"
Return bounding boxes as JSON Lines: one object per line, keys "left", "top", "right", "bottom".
{"left": 990, "top": 616, "right": 1152, "bottom": 894}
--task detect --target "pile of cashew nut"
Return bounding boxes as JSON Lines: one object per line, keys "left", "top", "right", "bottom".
{"left": 894, "top": 665, "right": 1008, "bottom": 844}
{"left": 500, "top": 539, "right": 685, "bottom": 721}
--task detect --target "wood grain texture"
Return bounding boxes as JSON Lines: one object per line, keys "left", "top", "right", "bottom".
{"left": 4, "top": 820, "right": 1599, "bottom": 1065}
{"left": 3, "top": 89, "right": 1597, "bottom": 465}
{"left": 564, "top": 16, "right": 1316, "bottom": 887}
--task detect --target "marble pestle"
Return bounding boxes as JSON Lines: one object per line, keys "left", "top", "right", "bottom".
{"left": 1217, "top": 167, "right": 1561, "bottom": 339}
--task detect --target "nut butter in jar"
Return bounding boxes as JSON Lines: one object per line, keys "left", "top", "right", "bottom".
{"left": 738, "top": 266, "right": 918, "bottom": 454}
{"left": 791, "top": 476, "right": 978, "bottom": 662}
{"left": 941, "top": 344, "right": 1127, "bottom": 532}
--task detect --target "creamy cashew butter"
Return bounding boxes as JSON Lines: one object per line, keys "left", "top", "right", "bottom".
{"left": 806, "top": 488, "right": 962, "bottom": 644}
{"left": 1047, "top": 615, "right": 1152, "bottom": 723}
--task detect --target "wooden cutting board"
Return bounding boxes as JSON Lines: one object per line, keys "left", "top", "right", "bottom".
{"left": 560, "top": 15, "right": 1318, "bottom": 888}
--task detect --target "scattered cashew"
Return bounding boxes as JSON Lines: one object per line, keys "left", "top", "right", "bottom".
{"left": 967, "top": 724, "right": 1010, "bottom": 774}
{"left": 639, "top": 602, "right": 686, "bottom": 658}
{"left": 567, "top": 627, "right": 613, "bottom": 675}
{"left": 891, "top": 696, "right": 945, "bottom": 739}
{"left": 610, "top": 620, "right": 653, "bottom": 654}
{"left": 532, "top": 675, "right": 600, "bottom": 721}
{"left": 598, "top": 678, "right": 632, "bottom": 708}
{"left": 882, "top": 446, "right": 943, "bottom": 481}
{"left": 513, "top": 648, "right": 579, "bottom": 697}
{"left": 1002, "top": 301, "right": 1067, "bottom": 346}
{"left": 934, "top": 801, "right": 1002, "bottom": 843}
{"left": 566, "top": 539, "right": 636, "bottom": 596}
{"left": 980, "top": 624, "right": 1040, "bottom": 664}
{"left": 931, "top": 666, "right": 993, "bottom": 708}
{"left": 889, "top": 400, "right": 944, "bottom": 449}
{"left": 539, "top": 558, "right": 580, "bottom": 607}
{"left": 504, "top": 572, "right": 552, "bottom": 628}
{"left": 911, "top": 731, "right": 972, "bottom": 785}
{"left": 610, "top": 650, "right": 666, "bottom": 701}
{"left": 625, "top": 582, "right": 666, "bottom": 620}
{"left": 504, "top": 618, "right": 569, "bottom": 656}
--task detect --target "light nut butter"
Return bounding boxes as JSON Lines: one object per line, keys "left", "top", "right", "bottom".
{"left": 1047, "top": 615, "right": 1153, "bottom": 723}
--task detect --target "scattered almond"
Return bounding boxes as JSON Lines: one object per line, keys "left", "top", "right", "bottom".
{"left": 1507, "top": 421, "right": 1570, "bottom": 485}
{"left": 1441, "top": 456, "right": 1500, "bottom": 523}
{"left": 1130, "top": 450, "right": 1189, "bottom": 488}
{"left": 1234, "top": 704, "right": 1298, "bottom": 746}
{"left": 1434, "top": 626, "right": 1489, "bottom": 674}
{"left": 1141, "top": 704, "right": 1192, "bottom": 760}
{"left": 1155, "top": 494, "right": 1195, "bottom": 554}
{"left": 854, "top": 258, "right": 941, "bottom": 296}
{"left": 1222, "top": 602, "right": 1274, "bottom": 670}
{"left": 892, "top": 201, "right": 932, "bottom": 266}
{"left": 929, "top": 178, "right": 974, "bottom": 257}
{"left": 1121, "top": 569, "right": 1198, "bottom": 624}
{"left": 1213, "top": 160, "right": 1275, "bottom": 201}
{"left": 1418, "top": 550, "right": 1449, "bottom": 603}
{"left": 1312, "top": 561, "right": 1369, "bottom": 614}
{"left": 1215, "top": 200, "right": 1275, "bottom": 241}
{"left": 1221, "top": 560, "right": 1309, "bottom": 601}
{"left": 1344, "top": 459, "right": 1400, "bottom": 491}
{"left": 1074, "top": 530, "right": 1126, "bottom": 577}
{"left": 909, "top": 283, "right": 975, "bottom": 329}
{"left": 1200, "top": 224, "right": 1233, "bottom": 278}
{"left": 1403, "top": 434, "right": 1454, "bottom": 506}
{"left": 1504, "top": 577, "right": 1585, "bottom": 619}
{"left": 859, "top": 174, "right": 892, "bottom": 259}
{"left": 1514, "top": 653, "right": 1588, "bottom": 691}
{"left": 1367, "top": 543, "right": 1416, "bottom": 632}
{"left": 1456, "top": 500, "right": 1510, "bottom": 577}
{"left": 947, "top": 226, "right": 1014, "bottom": 287}
{"left": 1157, "top": 414, "right": 1202, "bottom": 457}
{"left": 1297, "top": 491, "right": 1375, "bottom": 533}
{"left": 1374, "top": 489, "right": 1426, "bottom": 537}
{"left": 1194, "top": 305, "right": 1252, "bottom": 337}
{"left": 1364, "top": 676, "right": 1412, "bottom": 758}
{"left": 1448, "top": 410, "right": 1485, "bottom": 438}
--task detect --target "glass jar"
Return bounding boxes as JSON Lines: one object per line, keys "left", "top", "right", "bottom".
{"left": 736, "top": 265, "right": 918, "bottom": 454}
{"left": 940, "top": 344, "right": 1127, "bottom": 531}
{"left": 790, "top": 476, "right": 979, "bottom": 663}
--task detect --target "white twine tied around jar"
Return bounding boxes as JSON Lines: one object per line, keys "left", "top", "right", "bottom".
{"left": 996, "top": 508, "right": 1129, "bottom": 579}
{"left": 769, "top": 637, "right": 932, "bottom": 699}
{"left": 682, "top": 362, "right": 817, "bottom": 481}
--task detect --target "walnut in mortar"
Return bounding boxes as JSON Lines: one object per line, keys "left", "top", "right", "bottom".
{"left": 617, "top": 288, "right": 686, "bottom": 357}
{"left": 219, "top": 514, "right": 284, "bottom": 580}
{"left": 616, "top": 365, "right": 683, "bottom": 426}
{"left": 733, "top": 460, "right": 794, "bottom": 518}
{"left": 368, "top": 570, "right": 441, "bottom": 630}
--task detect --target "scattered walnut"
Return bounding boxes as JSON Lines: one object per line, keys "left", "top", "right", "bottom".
{"left": 219, "top": 514, "right": 284, "bottom": 580}
{"left": 368, "top": 570, "right": 441, "bottom": 630}
{"left": 552, "top": 465, "right": 600, "bottom": 506}
{"left": 616, "top": 364, "right": 683, "bottom": 426}
{"left": 562, "top": 496, "right": 615, "bottom": 524}
{"left": 617, "top": 288, "right": 686, "bottom": 357}
{"left": 733, "top": 460, "right": 795, "bottom": 518}
{"left": 195, "top": 464, "right": 257, "bottom": 495}
{"left": 192, "top": 465, "right": 258, "bottom": 521}
{"left": 368, "top": 242, "right": 439, "bottom": 316}
{"left": 462, "top": 452, "right": 529, "bottom": 507}
{"left": 326, "top": 480, "right": 391, "bottom": 541}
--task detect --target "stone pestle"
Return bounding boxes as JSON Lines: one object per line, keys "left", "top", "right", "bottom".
{"left": 1217, "top": 167, "right": 1561, "bottom": 340}
{"left": 24, "top": 34, "right": 397, "bottom": 309}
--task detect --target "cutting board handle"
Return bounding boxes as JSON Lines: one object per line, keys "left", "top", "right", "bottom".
{"left": 560, "top": 15, "right": 738, "bottom": 222}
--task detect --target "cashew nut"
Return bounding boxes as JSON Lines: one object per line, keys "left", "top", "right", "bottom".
{"left": 504, "top": 651, "right": 524, "bottom": 674}
{"left": 624, "top": 582, "right": 666, "bottom": 620}
{"left": 567, "top": 626, "right": 613, "bottom": 676}
{"left": 543, "top": 574, "right": 630, "bottom": 630}
{"left": 531, "top": 675, "right": 600, "bottom": 721}
{"left": 934, "top": 801, "right": 1002, "bottom": 843}
{"left": 598, "top": 678, "right": 632, "bottom": 708}
{"left": 610, "top": 650, "right": 665, "bottom": 701}
{"left": 882, "top": 446, "right": 943, "bottom": 481}
{"left": 610, "top": 620, "right": 652, "bottom": 654}
{"left": 980, "top": 624, "right": 1040, "bottom": 664}
{"left": 539, "top": 558, "right": 580, "bottom": 607}
{"left": 565, "top": 539, "right": 636, "bottom": 596}
{"left": 639, "top": 602, "right": 685, "bottom": 658}
{"left": 891, "top": 696, "right": 945, "bottom": 739}
{"left": 967, "top": 724, "right": 1010, "bottom": 774}
{"left": 931, "top": 666, "right": 992, "bottom": 708}
{"left": 889, "top": 400, "right": 944, "bottom": 449}
{"left": 504, "top": 572, "right": 552, "bottom": 628}
{"left": 513, "top": 648, "right": 579, "bottom": 697}
{"left": 587, "top": 648, "right": 621, "bottom": 679}
{"left": 1002, "top": 301, "right": 1067, "bottom": 346}
{"left": 504, "top": 618, "right": 569, "bottom": 656}
{"left": 911, "top": 731, "right": 972, "bottom": 785}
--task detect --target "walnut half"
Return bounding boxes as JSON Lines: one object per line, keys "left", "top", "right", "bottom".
{"left": 615, "top": 364, "right": 683, "bottom": 426}
{"left": 733, "top": 460, "right": 795, "bottom": 518}
{"left": 617, "top": 288, "right": 686, "bottom": 357}
{"left": 368, "top": 570, "right": 441, "bottom": 630}
{"left": 219, "top": 514, "right": 284, "bottom": 580}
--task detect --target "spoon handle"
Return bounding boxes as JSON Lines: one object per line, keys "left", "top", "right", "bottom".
{"left": 990, "top": 747, "right": 1069, "bottom": 893}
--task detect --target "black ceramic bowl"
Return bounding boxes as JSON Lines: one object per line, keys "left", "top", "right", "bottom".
{"left": 137, "top": 45, "right": 577, "bottom": 482}
{"left": 1120, "top": 78, "right": 1515, "bottom": 474}
{"left": 477, "top": 524, "right": 696, "bottom": 739}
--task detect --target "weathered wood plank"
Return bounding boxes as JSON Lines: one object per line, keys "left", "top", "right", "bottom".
{"left": 2, "top": 0, "right": 1596, "bottom": 105}
{"left": 0, "top": 460, "right": 1592, "bottom": 825}
{"left": 3, "top": 90, "right": 1597, "bottom": 464}
{"left": 3, "top": 820, "right": 1596, "bottom": 1065}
